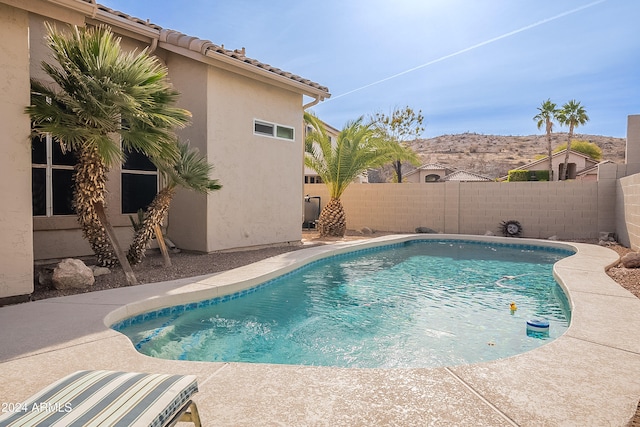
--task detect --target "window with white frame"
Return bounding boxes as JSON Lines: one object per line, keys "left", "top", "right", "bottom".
{"left": 31, "top": 134, "right": 76, "bottom": 216}
{"left": 254, "top": 119, "right": 295, "bottom": 140}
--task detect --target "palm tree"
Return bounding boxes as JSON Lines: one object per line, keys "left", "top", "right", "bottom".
{"left": 304, "top": 112, "right": 413, "bottom": 237}
{"left": 127, "top": 141, "right": 221, "bottom": 265}
{"left": 533, "top": 99, "right": 559, "bottom": 180}
{"left": 557, "top": 100, "right": 589, "bottom": 180}
{"left": 27, "top": 24, "right": 191, "bottom": 283}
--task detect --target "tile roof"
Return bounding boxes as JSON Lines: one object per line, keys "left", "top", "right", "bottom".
{"left": 404, "top": 163, "right": 453, "bottom": 177}
{"left": 576, "top": 159, "right": 615, "bottom": 176}
{"left": 90, "top": 2, "right": 329, "bottom": 97}
{"left": 443, "top": 170, "right": 492, "bottom": 182}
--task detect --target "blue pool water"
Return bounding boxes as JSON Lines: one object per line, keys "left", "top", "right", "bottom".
{"left": 113, "top": 240, "right": 574, "bottom": 368}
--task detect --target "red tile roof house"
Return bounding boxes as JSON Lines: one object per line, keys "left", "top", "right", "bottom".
{"left": 0, "top": 0, "right": 329, "bottom": 303}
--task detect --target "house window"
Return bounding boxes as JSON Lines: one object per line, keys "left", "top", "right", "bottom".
{"left": 254, "top": 119, "right": 295, "bottom": 140}
{"left": 304, "top": 176, "right": 323, "bottom": 184}
{"left": 121, "top": 148, "right": 158, "bottom": 214}
{"left": 31, "top": 134, "right": 76, "bottom": 216}
{"left": 425, "top": 174, "right": 440, "bottom": 182}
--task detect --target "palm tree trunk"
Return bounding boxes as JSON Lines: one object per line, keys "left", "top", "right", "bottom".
{"left": 127, "top": 187, "right": 176, "bottom": 265}
{"left": 394, "top": 159, "right": 403, "bottom": 183}
{"left": 74, "top": 145, "right": 119, "bottom": 267}
{"left": 546, "top": 122, "right": 553, "bottom": 180}
{"left": 561, "top": 125, "right": 574, "bottom": 180}
{"left": 318, "top": 197, "right": 347, "bottom": 237}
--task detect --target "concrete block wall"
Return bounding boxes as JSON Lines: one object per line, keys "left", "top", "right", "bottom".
{"left": 304, "top": 181, "right": 610, "bottom": 240}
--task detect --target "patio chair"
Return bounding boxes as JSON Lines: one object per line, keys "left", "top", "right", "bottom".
{"left": 0, "top": 370, "right": 201, "bottom": 426}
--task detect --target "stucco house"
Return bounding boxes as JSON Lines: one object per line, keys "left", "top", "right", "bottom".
{"left": 576, "top": 160, "right": 616, "bottom": 181}
{"left": 0, "top": 0, "right": 329, "bottom": 302}
{"left": 404, "top": 163, "right": 453, "bottom": 183}
{"left": 508, "top": 149, "right": 599, "bottom": 181}
{"left": 404, "top": 163, "right": 491, "bottom": 182}
{"left": 304, "top": 121, "right": 340, "bottom": 184}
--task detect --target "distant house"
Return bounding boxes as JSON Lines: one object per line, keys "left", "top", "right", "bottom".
{"left": 576, "top": 160, "right": 616, "bottom": 181}
{"left": 443, "top": 170, "right": 493, "bottom": 182}
{"left": 304, "top": 121, "right": 339, "bottom": 184}
{"left": 404, "top": 163, "right": 453, "bottom": 183}
{"left": 503, "top": 149, "right": 599, "bottom": 181}
{"left": 0, "top": 0, "right": 329, "bottom": 301}
{"left": 404, "top": 163, "right": 491, "bottom": 182}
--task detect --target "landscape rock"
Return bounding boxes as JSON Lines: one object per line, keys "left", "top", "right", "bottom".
{"left": 37, "top": 267, "right": 54, "bottom": 287}
{"left": 52, "top": 258, "right": 95, "bottom": 290}
{"left": 415, "top": 227, "right": 437, "bottom": 234}
{"left": 91, "top": 266, "right": 111, "bottom": 277}
{"left": 599, "top": 231, "right": 617, "bottom": 242}
{"left": 548, "top": 235, "right": 558, "bottom": 240}
{"left": 360, "top": 227, "right": 373, "bottom": 235}
{"left": 621, "top": 252, "right": 640, "bottom": 269}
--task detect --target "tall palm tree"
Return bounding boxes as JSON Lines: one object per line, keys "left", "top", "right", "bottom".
{"left": 27, "top": 24, "right": 191, "bottom": 283}
{"left": 304, "top": 112, "right": 412, "bottom": 237}
{"left": 533, "top": 99, "right": 559, "bottom": 180}
{"left": 557, "top": 100, "right": 589, "bottom": 180}
{"left": 127, "top": 141, "right": 221, "bottom": 265}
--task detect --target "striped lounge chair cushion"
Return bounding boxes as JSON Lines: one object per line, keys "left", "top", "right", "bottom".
{"left": 0, "top": 370, "right": 198, "bottom": 427}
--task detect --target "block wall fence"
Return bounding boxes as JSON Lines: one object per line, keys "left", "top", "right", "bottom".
{"left": 304, "top": 179, "right": 624, "bottom": 242}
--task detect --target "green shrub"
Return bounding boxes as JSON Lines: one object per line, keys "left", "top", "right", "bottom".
{"left": 507, "top": 170, "right": 529, "bottom": 181}
{"left": 507, "top": 170, "right": 549, "bottom": 181}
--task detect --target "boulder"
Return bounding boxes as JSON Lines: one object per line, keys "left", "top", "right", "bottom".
{"left": 621, "top": 252, "right": 640, "bottom": 269}
{"left": 415, "top": 227, "right": 437, "bottom": 234}
{"left": 52, "top": 259, "right": 95, "bottom": 290}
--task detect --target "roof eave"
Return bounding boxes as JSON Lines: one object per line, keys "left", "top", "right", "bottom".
{"left": 203, "top": 49, "right": 330, "bottom": 99}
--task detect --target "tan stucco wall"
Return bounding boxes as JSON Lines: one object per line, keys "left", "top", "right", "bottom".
{"left": 207, "top": 67, "right": 304, "bottom": 251}
{"left": 0, "top": 3, "right": 34, "bottom": 297}
{"left": 626, "top": 115, "right": 640, "bottom": 166}
{"left": 616, "top": 115, "right": 640, "bottom": 250}
{"left": 304, "top": 181, "right": 615, "bottom": 240}
{"left": 169, "top": 61, "right": 304, "bottom": 252}
{"left": 616, "top": 173, "right": 640, "bottom": 251}
{"left": 163, "top": 52, "right": 210, "bottom": 252}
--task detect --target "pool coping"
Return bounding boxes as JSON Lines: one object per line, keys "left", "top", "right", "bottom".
{"left": 1, "top": 234, "right": 640, "bottom": 426}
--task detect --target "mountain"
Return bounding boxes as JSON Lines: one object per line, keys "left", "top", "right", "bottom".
{"left": 368, "top": 133, "right": 627, "bottom": 182}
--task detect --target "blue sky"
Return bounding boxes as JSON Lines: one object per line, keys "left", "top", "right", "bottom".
{"left": 99, "top": 0, "right": 639, "bottom": 138}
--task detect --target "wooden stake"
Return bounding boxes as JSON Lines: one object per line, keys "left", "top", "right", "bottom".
{"left": 154, "top": 224, "right": 172, "bottom": 267}
{"left": 94, "top": 201, "right": 138, "bottom": 285}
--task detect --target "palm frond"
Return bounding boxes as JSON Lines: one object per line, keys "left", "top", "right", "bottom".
{"left": 155, "top": 141, "right": 221, "bottom": 194}
{"left": 304, "top": 116, "right": 401, "bottom": 199}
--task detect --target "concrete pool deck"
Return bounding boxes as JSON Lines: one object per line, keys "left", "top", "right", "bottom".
{"left": 1, "top": 234, "right": 640, "bottom": 426}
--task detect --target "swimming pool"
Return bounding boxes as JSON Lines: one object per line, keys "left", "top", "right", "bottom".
{"left": 113, "top": 239, "right": 573, "bottom": 368}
